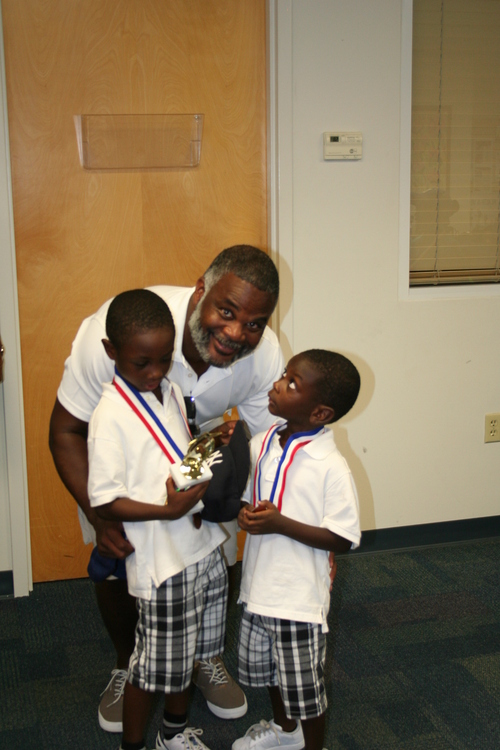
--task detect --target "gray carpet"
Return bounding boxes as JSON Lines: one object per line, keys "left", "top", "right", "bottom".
{"left": 0, "top": 539, "right": 499, "bottom": 749}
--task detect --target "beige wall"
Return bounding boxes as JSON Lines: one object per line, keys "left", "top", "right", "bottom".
{"left": 272, "top": 0, "right": 500, "bottom": 532}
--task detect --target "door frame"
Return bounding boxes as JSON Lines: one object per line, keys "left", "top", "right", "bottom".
{"left": 0, "top": 1, "right": 32, "bottom": 598}
{"left": 267, "top": 0, "right": 293, "bottom": 354}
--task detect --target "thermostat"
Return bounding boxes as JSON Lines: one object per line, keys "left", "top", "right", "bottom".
{"left": 323, "top": 132, "right": 362, "bottom": 160}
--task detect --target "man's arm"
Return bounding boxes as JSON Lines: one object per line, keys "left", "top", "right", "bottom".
{"left": 48, "top": 398, "right": 134, "bottom": 558}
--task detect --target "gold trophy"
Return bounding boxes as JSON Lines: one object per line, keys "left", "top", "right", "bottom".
{"left": 170, "top": 431, "right": 222, "bottom": 491}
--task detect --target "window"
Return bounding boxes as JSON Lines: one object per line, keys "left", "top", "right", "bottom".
{"left": 410, "top": 0, "right": 500, "bottom": 286}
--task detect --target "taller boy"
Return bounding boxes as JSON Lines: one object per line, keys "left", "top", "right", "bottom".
{"left": 49, "top": 246, "right": 284, "bottom": 730}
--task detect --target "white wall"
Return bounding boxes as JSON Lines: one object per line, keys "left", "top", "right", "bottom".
{"left": 272, "top": 0, "right": 500, "bottom": 532}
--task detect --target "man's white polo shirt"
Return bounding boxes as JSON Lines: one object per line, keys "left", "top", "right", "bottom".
{"left": 57, "top": 285, "right": 283, "bottom": 436}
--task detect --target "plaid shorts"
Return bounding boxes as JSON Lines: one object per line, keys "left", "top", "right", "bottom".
{"left": 128, "top": 547, "right": 227, "bottom": 693}
{"left": 237, "top": 605, "right": 327, "bottom": 719}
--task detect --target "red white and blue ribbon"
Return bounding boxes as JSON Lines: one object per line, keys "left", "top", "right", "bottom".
{"left": 112, "top": 370, "right": 190, "bottom": 464}
{"left": 253, "top": 424, "right": 323, "bottom": 511}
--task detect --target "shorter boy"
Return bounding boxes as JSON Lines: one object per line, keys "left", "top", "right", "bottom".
{"left": 234, "top": 349, "right": 361, "bottom": 750}
{"left": 88, "top": 289, "right": 228, "bottom": 750}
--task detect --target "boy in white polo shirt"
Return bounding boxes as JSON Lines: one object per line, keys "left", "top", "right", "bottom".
{"left": 234, "top": 350, "right": 362, "bottom": 750}
{"left": 88, "top": 289, "right": 227, "bottom": 750}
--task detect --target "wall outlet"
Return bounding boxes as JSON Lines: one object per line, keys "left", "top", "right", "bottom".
{"left": 484, "top": 413, "right": 500, "bottom": 443}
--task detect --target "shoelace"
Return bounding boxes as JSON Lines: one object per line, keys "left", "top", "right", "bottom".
{"left": 170, "top": 728, "right": 207, "bottom": 749}
{"left": 244, "top": 720, "right": 279, "bottom": 743}
{"left": 100, "top": 668, "right": 127, "bottom": 707}
{"left": 198, "top": 657, "right": 229, "bottom": 685}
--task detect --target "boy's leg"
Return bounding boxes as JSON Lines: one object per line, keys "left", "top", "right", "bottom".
{"left": 155, "top": 687, "right": 190, "bottom": 745}
{"left": 121, "top": 681, "right": 155, "bottom": 747}
{"left": 270, "top": 687, "right": 326, "bottom": 750}
{"left": 268, "top": 685, "right": 298, "bottom": 733}
{"left": 153, "top": 557, "right": 227, "bottom": 750}
{"left": 233, "top": 615, "right": 326, "bottom": 750}
{"left": 232, "top": 610, "right": 303, "bottom": 750}
{"left": 157, "top": 689, "right": 215, "bottom": 750}
{"left": 273, "top": 620, "right": 326, "bottom": 750}
{"left": 301, "top": 714, "right": 326, "bottom": 750}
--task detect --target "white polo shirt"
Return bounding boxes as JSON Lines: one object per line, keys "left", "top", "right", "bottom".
{"left": 88, "top": 378, "right": 226, "bottom": 599}
{"left": 239, "top": 426, "right": 361, "bottom": 631}
{"left": 57, "top": 285, "right": 284, "bottom": 435}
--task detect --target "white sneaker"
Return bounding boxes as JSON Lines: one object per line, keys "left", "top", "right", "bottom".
{"left": 232, "top": 719, "right": 304, "bottom": 750}
{"left": 156, "top": 727, "right": 211, "bottom": 750}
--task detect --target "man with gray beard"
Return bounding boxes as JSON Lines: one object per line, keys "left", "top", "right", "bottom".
{"left": 49, "top": 246, "right": 284, "bottom": 738}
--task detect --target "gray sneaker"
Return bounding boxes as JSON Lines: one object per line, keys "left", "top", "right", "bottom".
{"left": 192, "top": 656, "right": 247, "bottom": 719}
{"left": 98, "top": 668, "right": 127, "bottom": 732}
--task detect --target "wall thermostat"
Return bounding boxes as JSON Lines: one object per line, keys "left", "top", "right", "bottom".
{"left": 323, "top": 132, "right": 362, "bottom": 160}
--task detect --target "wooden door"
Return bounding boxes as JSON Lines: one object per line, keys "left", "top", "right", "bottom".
{"left": 2, "top": 0, "right": 266, "bottom": 581}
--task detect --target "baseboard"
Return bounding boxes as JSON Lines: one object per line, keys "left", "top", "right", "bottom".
{"left": 1, "top": 517, "right": 499, "bottom": 590}
{"left": 0, "top": 570, "right": 13, "bottom": 598}
{"left": 348, "top": 515, "right": 500, "bottom": 555}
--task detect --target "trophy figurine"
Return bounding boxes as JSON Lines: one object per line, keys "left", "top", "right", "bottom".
{"left": 170, "top": 431, "right": 223, "bottom": 491}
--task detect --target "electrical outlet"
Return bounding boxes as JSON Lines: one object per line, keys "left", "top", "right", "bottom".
{"left": 484, "top": 413, "right": 500, "bottom": 443}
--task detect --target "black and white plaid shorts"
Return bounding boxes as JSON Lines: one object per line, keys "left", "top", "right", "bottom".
{"left": 128, "top": 547, "right": 227, "bottom": 693}
{"left": 237, "top": 605, "right": 327, "bottom": 719}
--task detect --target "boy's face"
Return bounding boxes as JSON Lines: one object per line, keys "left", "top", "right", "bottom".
{"left": 268, "top": 354, "right": 322, "bottom": 429}
{"left": 104, "top": 327, "right": 175, "bottom": 393}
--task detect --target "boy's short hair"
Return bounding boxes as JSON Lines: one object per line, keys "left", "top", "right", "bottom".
{"left": 106, "top": 289, "right": 175, "bottom": 348}
{"left": 301, "top": 349, "right": 360, "bottom": 423}
{"left": 204, "top": 245, "right": 279, "bottom": 300}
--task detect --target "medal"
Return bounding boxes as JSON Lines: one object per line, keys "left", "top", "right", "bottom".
{"left": 253, "top": 424, "right": 323, "bottom": 511}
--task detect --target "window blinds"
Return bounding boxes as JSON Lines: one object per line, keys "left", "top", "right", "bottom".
{"left": 410, "top": 0, "right": 500, "bottom": 286}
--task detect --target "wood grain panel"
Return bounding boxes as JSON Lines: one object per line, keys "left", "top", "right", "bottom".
{"left": 2, "top": 0, "right": 266, "bottom": 581}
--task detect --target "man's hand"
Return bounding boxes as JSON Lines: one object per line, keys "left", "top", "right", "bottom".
{"left": 94, "top": 516, "right": 135, "bottom": 559}
{"left": 212, "top": 419, "right": 237, "bottom": 446}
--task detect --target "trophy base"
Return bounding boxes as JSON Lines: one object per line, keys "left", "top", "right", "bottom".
{"left": 170, "top": 461, "right": 213, "bottom": 491}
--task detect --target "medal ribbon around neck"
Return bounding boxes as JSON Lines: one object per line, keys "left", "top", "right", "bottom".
{"left": 253, "top": 424, "right": 323, "bottom": 511}
{"left": 112, "top": 369, "right": 190, "bottom": 464}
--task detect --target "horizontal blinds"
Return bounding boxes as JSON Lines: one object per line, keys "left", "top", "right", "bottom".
{"left": 410, "top": 0, "right": 500, "bottom": 286}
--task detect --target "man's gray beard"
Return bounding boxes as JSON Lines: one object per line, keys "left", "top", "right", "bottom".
{"left": 188, "top": 299, "right": 251, "bottom": 368}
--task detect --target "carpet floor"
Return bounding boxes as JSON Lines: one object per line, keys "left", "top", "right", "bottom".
{"left": 0, "top": 539, "right": 498, "bottom": 749}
